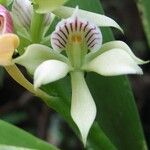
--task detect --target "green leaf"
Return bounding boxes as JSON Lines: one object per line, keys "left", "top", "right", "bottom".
{"left": 136, "top": 0, "right": 150, "bottom": 48}
{"left": 0, "top": 120, "right": 59, "bottom": 150}
{"left": 87, "top": 74, "right": 147, "bottom": 150}
{"left": 42, "top": 77, "right": 117, "bottom": 150}
{"left": 0, "top": 145, "right": 35, "bottom": 150}
{"left": 88, "top": 123, "right": 117, "bottom": 150}
{"left": 32, "top": 0, "right": 68, "bottom": 13}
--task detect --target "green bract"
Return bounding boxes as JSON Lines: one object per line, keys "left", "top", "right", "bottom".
{"left": 14, "top": 7, "right": 147, "bottom": 146}
{"left": 32, "top": 0, "right": 68, "bottom": 13}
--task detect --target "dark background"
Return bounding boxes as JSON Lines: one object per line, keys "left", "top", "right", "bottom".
{"left": 0, "top": 0, "right": 150, "bottom": 149}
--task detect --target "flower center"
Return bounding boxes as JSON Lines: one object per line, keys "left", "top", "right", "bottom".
{"left": 51, "top": 9, "right": 102, "bottom": 69}
{"left": 71, "top": 34, "right": 82, "bottom": 43}
{"left": 51, "top": 16, "right": 102, "bottom": 53}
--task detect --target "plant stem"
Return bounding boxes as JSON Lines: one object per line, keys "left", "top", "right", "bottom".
{"left": 4, "top": 64, "right": 57, "bottom": 105}
{"left": 30, "top": 10, "right": 45, "bottom": 43}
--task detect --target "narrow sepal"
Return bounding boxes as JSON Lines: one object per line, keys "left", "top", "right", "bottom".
{"left": 53, "top": 6, "right": 123, "bottom": 32}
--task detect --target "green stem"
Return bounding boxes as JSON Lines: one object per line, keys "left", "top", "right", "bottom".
{"left": 4, "top": 64, "right": 57, "bottom": 105}
{"left": 30, "top": 10, "right": 45, "bottom": 43}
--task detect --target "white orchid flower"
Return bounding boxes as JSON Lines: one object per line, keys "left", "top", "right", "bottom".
{"left": 14, "top": 7, "right": 147, "bottom": 146}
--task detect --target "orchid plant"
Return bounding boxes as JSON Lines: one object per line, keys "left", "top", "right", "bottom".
{"left": 0, "top": 0, "right": 148, "bottom": 149}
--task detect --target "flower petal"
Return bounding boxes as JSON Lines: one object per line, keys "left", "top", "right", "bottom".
{"left": 71, "top": 72, "right": 96, "bottom": 146}
{"left": 86, "top": 40, "right": 149, "bottom": 64}
{"left": 0, "top": 4, "right": 13, "bottom": 33}
{"left": 14, "top": 44, "right": 68, "bottom": 74}
{"left": 0, "top": 33, "right": 19, "bottom": 66}
{"left": 53, "top": 6, "right": 123, "bottom": 32}
{"left": 33, "top": 0, "right": 68, "bottom": 13}
{"left": 34, "top": 60, "right": 69, "bottom": 89}
{"left": 86, "top": 49, "right": 143, "bottom": 76}
{"left": 12, "top": 0, "right": 33, "bottom": 29}
{"left": 12, "top": 0, "right": 51, "bottom": 38}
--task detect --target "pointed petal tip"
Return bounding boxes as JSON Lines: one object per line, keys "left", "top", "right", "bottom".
{"left": 136, "top": 67, "right": 143, "bottom": 75}
{"left": 72, "top": 5, "right": 79, "bottom": 17}
{"left": 98, "top": 40, "right": 149, "bottom": 65}
{"left": 70, "top": 72, "right": 96, "bottom": 146}
{"left": 118, "top": 26, "right": 124, "bottom": 33}
{"left": 140, "top": 60, "right": 150, "bottom": 65}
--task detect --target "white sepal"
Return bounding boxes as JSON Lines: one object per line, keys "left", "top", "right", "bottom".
{"left": 71, "top": 72, "right": 96, "bottom": 146}
{"left": 99, "top": 41, "right": 149, "bottom": 64}
{"left": 14, "top": 44, "right": 68, "bottom": 74}
{"left": 53, "top": 6, "right": 123, "bottom": 32}
{"left": 86, "top": 49, "right": 143, "bottom": 76}
{"left": 86, "top": 40, "right": 149, "bottom": 64}
{"left": 34, "top": 60, "right": 69, "bottom": 89}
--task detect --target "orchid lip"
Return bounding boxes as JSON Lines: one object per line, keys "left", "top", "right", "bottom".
{"left": 51, "top": 10, "right": 102, "bottom": 52}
